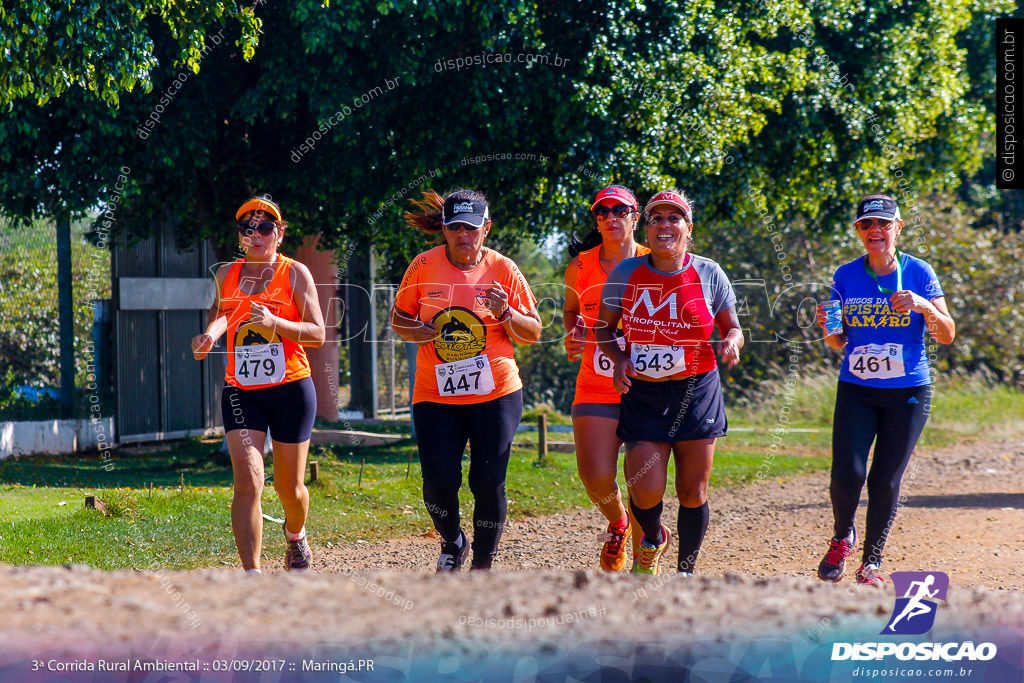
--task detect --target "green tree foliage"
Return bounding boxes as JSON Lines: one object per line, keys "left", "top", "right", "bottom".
{"left": 1, "top": 1, "right": 1019, "bottom": 405}
{"left": 0, "top": 0, "right": 262, "bottom": 106}
{"left": 1, "top": 1, "right": 1009, "bottom": 253}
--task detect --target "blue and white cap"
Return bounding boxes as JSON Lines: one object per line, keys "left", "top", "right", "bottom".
{"left": 442, "top": 197, "right": 490, "bottom": 227}
{"left": 856, "top": 195, "right": 901, "bottom": 223}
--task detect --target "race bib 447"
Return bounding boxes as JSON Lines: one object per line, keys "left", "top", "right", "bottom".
{"left": 435, "top": 354, "right": 496, "bottom": 397}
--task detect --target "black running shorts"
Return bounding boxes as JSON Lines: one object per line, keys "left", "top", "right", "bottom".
{"left": 220, "top": 376, "right": 316, "bottom": 444}
{"left": 617, "top": 370, "right": 727, "bottom": 443}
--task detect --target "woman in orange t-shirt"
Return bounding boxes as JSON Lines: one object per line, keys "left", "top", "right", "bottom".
{"left": 563, "top": 185, "right": 649, "bottom": 572}
{"left": 191, "top": 196, "right": 325, "bottom": 574}
{"left": 390, "top": 189, "right": 541, "bottom": 572}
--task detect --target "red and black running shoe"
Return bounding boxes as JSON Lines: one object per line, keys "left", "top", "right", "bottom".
{"left": 817, "top": 530, "right": 856, "bottom": 582}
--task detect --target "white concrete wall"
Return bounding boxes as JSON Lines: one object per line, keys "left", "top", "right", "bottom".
{"left": 0, "top": 418, "right": 116, "bottom": 459}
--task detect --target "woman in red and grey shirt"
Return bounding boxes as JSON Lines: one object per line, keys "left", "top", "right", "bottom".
{"left": 596, "top": 190, "right": 743, "bottom": 575}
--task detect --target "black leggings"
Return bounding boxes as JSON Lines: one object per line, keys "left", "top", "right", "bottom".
{"left": 413, "top": 390, "right": 523, "bottom": 568}
{"left": 830, "top": 381, "right": 931, "bottom": 565}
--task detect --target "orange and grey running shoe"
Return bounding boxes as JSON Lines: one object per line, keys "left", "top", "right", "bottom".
{"left": 599, "top": 520, "right": 632, "bottom": 572}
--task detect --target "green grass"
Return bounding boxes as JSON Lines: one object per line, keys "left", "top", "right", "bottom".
{"left": 734, "top": 371, "right": 1024, "bottom": 447}
{"left": 2, "top": 374, "right": 1020, "bottom": 570}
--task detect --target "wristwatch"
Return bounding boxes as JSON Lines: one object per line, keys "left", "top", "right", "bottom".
{"left": 497, "top": 306, "right": 512, "bottom": 323}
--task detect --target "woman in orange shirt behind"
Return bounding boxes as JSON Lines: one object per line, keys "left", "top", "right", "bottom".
{"left": 563, "top": 185, "right": 650, "bottom": 571}
{"left": 390, "top": 189, "right": 542, "bottom": 572}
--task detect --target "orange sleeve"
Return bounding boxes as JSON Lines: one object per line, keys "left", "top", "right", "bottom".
{"left": 394, "top": 257, "right": 423, "bottom": 317}
{"left": 502, "top": 258, "right": 537, "bottom": 315}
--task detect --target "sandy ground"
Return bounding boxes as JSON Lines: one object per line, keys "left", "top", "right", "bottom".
{"left": 309, "top": 439, "right": 1024, "bottom": 591}
{"left": 0, "top": 440, "right": 1021, "bottom": 665}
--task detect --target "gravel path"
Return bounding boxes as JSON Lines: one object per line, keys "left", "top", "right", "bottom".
{"left": 0, "top": 440, "right": 1020, "bottom": 663}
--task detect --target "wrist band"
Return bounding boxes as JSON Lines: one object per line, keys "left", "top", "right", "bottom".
{"left": 498, "top": 307, "right": 513, "bottom": 323}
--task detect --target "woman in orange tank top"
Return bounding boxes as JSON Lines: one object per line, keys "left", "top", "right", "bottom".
{"left": 563, "top": 185, "right": 649, "bottom": 572}
{"left": 191, "top": 196, "right": 326, "bottom": 574}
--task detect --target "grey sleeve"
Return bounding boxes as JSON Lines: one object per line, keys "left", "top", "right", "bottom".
{"left": 694, "top": 257, "right": 736, "bottom": 315}
{"left": 601, "top": 257, "right": 643, "bottom": 315}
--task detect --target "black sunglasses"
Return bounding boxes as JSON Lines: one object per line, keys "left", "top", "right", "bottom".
{"left": 593, "top": 204, "right": 634, "bottom": 219}
{"left": 444, "top": 222, "right": 482, "bottom": 232}
{"left": 237, "top": 220, "right": 277, "bottom": 236}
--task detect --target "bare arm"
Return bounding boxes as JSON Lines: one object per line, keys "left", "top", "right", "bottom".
{"left": 714, "top": 307, "right": 743, "bottom": 368}
{"left": 562, "top": 257, "right": 586, "bottom": 361}
{"left": 482, "top": 278, "right": 541, "bottom": 345}
{"left": 390, "top": 305, "right": 438, "bottom": 344}
{"left": 595, "top": 301, "right": 632, "bottom": 393}
{"left": 501, "top": 304, "right": 542, "bottom": 345}
{"left": 890, "top": 293, "right": 955, "bottom": 345}
{"left": 192, "top": 264, "right": 231, "bottom": 360}
{"left": 248, "top": 261, "right": 326, "bottom": 347}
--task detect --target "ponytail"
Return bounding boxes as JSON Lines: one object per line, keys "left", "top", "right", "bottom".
{"left": 404, "top": 190, "right": 445, "bottom": 240}
{"left": 404, "top": 189, "right": 488, "bottom": 244}
{"left": 568, "top": 229, "right": 603, "bottom": 257}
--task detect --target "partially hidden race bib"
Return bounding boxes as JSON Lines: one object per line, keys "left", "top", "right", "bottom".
{"left": 593, "top": 336, "right": 627, "bottom": 377}
{"left": 849, "top": 343, "right": 905, "bottom": 380}
{"left": 630, "top": 343, "right": 686, "bottom": 379}
{"left": 435, "top": 354, "right": 496, "bottom": 397}
{"left": 234, "top": 343, "right": 286, "bottom": 386}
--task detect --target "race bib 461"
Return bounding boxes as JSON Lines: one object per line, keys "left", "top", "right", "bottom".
{"left": 849, "top": 343, "right": 905, "bottom": 380}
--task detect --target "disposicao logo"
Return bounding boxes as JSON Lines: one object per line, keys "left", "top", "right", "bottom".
{"left": 831, "top": 571, "right": 998, "bottom": 662}
{"left": 884, "top": 571, "right": 948, "bottom": 635}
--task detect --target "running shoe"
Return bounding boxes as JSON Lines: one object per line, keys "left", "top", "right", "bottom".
{"left": 817, "top": 530, "right": 856, "bottom": 582}
{"left": 599, "top": 519, "right": 632, "bottom": 572}
{"left": 282, "top": 522, "right": 311, "bottom": 571}
{"left": 436, "top": 530, "right": 469, "bottom": 573}
{"left": 856, "top": 563, "right": 886, "bottom": 587}
{"left": 631, "top": 527, "right": 670, "bottom": 575}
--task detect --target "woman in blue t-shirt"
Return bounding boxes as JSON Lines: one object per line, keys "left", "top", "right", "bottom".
{"left": 815, "top": 194, "right": 956, "bottom": 587}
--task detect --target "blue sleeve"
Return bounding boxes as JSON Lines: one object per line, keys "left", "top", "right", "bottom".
{"left": 918, "top": 260, "right": 944, "bottom": 300}
{"left": 830, "top": 266, "right": 844, "bottom": 302}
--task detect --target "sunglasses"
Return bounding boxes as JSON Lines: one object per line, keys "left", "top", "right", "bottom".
{"left": 856, "top": 219, "right": 898, "bottom": 231}
{"left": 646, "top": 213, "right": 685, "bottom": 226}
{"left": 593, "top": 204, "right": 634, "bottom": 219}
{"left": 443, "top": 222, "right": 482, "bottom": 232}
{"left": 237, "top": 220, "right": 277, "bottom": 236}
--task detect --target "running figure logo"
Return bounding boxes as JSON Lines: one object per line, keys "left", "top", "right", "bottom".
{"left": 882, "top": 571, "right": 949, "bottom": 635}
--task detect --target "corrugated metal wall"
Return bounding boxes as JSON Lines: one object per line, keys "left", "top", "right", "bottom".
{"left": 113, "top": 223, "right": 222, "bottom": 443}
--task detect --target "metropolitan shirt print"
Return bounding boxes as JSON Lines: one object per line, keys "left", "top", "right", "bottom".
{"left": 601, "top": 254, "right": 736, "bottom": 380}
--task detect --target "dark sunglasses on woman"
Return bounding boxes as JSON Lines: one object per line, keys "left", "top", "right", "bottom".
{"left": 443, "top": 222, "right": 482, "bottom": 232}
{"left": 237, "top": 220, "right": 277, "bottom": 236}
{"left": 593, "top": 204, "right": 634, "bottom": 219}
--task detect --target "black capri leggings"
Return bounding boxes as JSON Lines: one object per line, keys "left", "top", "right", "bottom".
{"left": 830, "top": 381, "right": 931, "bottom": 566}
{"left": 413, "top": 390, "right": 523, "bottom": 569}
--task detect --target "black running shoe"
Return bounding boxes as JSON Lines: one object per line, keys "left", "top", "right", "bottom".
{"left": 817, "top": 530, "right": 856, "bottom": 582}
{"left": 436, "top": 530, "right": 469, "bottom": 573}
